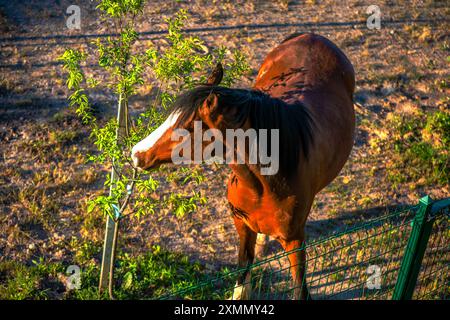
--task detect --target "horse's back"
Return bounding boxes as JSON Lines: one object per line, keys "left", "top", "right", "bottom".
{"left": 254, "top": 33, "right": 355, "bottom": 103}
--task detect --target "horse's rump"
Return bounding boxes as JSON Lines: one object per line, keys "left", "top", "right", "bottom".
{"left": 254, "top": 33, "right": 355, "bottom": 103}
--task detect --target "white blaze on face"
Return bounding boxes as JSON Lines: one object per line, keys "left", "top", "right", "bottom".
{"left": 131, "top": 111, "right": 182, "bottom": 167}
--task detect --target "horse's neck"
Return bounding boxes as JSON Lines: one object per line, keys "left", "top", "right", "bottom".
{"left": 224, "top": 116, "right": 286, "bottom": 197}
{"left": 228, "top": 163, "right": 264, "bottom": 195}
{"left": 228, "top": 162, "right": 289, "bottom": 197}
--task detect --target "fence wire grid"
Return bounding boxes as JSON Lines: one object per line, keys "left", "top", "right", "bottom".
{"left": 158, "top": 197, "right": 449, "bottom": 300}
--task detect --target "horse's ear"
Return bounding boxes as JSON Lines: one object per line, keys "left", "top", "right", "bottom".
{"left": 199, "top": 92, "right": 219, "bottom": 121}
{"left": 206, "top": 62, "right": 223, "bottom": 86}
{"left": 204, "top": 92, "right": 219, "bottom": 111}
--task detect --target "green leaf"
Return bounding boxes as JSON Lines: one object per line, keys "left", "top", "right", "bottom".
{"left": 122, "top": 271, "right": 134, "bottom": 290}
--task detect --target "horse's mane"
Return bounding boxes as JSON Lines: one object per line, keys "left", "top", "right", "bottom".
{"left": 170, "top": 85, "right": 314, "bottom": 178}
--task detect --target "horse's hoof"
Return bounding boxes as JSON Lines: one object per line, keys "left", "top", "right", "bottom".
{"left": 255, "top": 233, "right": 269, "bottom": 260}
{"left": 232, "top": 282, "right": 252, "bottom": 300}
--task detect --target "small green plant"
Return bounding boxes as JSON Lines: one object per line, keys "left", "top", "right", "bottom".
{"left": 68, "top": 245, "right": 206, "bottom": 299}
{"left": 0, "top": 260, "right": 65, "bottom": 300}
{"left": 167, "top": 191, "right": 207, "bottom": 219}
{"left": 375, "top": 110, "right": 449, "bottom": 187}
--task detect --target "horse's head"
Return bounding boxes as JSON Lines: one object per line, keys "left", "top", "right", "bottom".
{"left": 131, "top": 63, "right": 236, "bottom": 170}
{"left": 131, "top": 109, "right": 184, "bottom": 169}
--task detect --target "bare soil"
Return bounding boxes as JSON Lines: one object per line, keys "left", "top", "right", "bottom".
{"left": 0, "top": 0, "right": 448, "bottom": 272}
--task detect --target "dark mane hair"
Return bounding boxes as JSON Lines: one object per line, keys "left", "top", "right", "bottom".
{"left": 170, "top": 85, "right": 314, "bottom": 178}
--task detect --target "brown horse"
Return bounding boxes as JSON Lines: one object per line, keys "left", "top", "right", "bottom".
{"left": 131, "top": 33, "right": 355, "bottom": 300}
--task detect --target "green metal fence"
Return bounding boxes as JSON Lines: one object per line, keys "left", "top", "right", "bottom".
{"left": 159, "top": 196, "right": 449, "bottom": 300}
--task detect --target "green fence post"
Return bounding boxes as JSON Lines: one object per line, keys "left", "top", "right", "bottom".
{"left": 392, "top": 195, "right": 435, "bottom": 300}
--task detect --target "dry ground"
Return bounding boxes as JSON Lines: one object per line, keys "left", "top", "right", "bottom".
{"left": 0, "top": 0, "right": 449, "bottom": 276}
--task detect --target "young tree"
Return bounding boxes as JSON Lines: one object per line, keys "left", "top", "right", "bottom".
{"left": 59, "top": 1, "right": 250, "bottom": 298}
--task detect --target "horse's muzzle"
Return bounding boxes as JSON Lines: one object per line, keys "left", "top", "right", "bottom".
{"left": 131, "top": 150, "right": 161, "bottom": 171}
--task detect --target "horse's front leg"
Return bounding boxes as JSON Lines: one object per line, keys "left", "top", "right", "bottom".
{"left": 255, "top": 233, "right": 269, "bottom": 261}
{"left": 279, "top": 238, "right": 310, "bottom": 300}
{"left": 232, "top": 216, "right": 257, "bottom": 300}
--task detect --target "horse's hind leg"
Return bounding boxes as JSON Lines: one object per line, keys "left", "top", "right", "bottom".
{"left": 279, "top": 239, "right": 310, "bottom": 300}
{"left": 232, "top": 216, "right": 257, "bottom": 300}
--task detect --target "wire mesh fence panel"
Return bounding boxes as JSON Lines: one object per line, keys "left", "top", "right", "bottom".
{"left": 305, "top": 207, "right": 416, "bottom": 300}
{"left": 159, "top": 253, "right": 294, "bottom": 300}
{"left": 158, "top": 198, "right": 449, "bottom": 300}
{"left": 412, "top": 204, "right": 450, "bottom": 300}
